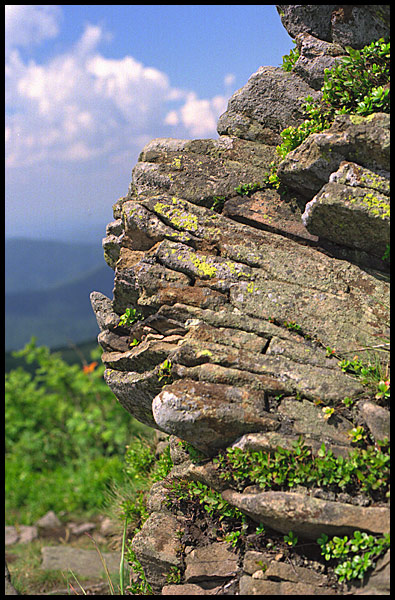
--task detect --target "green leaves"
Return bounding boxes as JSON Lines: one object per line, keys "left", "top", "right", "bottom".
{"left": 281, "top": 40, "right": 300, "bottom": 72}
{"left": 118, "top": 307, "right": 143, "bottom": 327}
{"left": 5, "top": 338, "right": 151, "bottom": 523}
{"left": 317, "top": 530, "right": 390, "bottom": 583}
{"left": 214, "top": 436, "right": 390, "bottom": 500}
{"left": 276, "top": 38, "right": 390, "bottom": 160}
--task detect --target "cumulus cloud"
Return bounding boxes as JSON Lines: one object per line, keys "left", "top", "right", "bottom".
{"left": 5, "top": 5, "right": 61, "bottom": 50}
{"left": 5, "top": 8, "right": 233, "bottom": 170}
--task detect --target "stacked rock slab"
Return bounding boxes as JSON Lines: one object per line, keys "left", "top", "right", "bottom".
{"left": 91, "top": 5, "right": 389, "bottom": 595}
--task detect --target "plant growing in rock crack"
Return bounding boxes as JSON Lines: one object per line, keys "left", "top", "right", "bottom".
{"left": 276, "top": 37, "right": 390, "bottom": 159}
{"left": 213, "top": 436, "right": 390, "bottom": 501}
{"left": 157, "top": 358, "right": 172, "bottom": 382}
{"left": 281, "top": 39, "right": 300, "bottom": 72}
{"left": 118, "top": 307, "right": 143, "bottom": 328}
{"left": 317, "top": 531, "right": 390, "bottom": 583}
{"left": 283, "top": 531, "right": 298, "bottom": 547}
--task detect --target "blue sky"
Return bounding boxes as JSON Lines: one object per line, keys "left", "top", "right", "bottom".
{"left": 5, "top": 5, "right": 293, "bottom": 242}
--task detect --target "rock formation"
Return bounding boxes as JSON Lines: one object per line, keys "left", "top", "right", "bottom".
{"left": 91, "top": 5, "right": 389, "bottom": 595}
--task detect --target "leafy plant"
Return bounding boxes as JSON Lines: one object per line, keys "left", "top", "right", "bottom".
{"left": 284, "top": 531, "right": 298, "bottom": 547}
{"left": 235, "top": 182, "right": 265, "bottom": 197}
{"left": 283, "top": 320, "right": 302, "bottom": 332}
{"left": 118, "top": 307, "right": 143, "bottom": 327}
{"left": 276, "top": 38, "right": 390, "bottom": 159}
{"left": 210, "top": 195, "right": 226, "bottom": 212}
{"left": 281, "top": 40, "right": 300, "bottom": 72}
{"left": 5, "top": 338, "right": 152, "bottom": 523}
{"left": 158, "top": 358, "right": 172, "bottom": 382}
{"left": 317, "top": 531, "right": 390, "bottom": 583}
{"left": 382, "top": 243, "right": 390, "bottom": 263}
{"left": 214, "top": 437, "right": 390, "bottom": 500}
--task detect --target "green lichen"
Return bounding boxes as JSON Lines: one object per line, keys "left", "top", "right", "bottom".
{"left": 189, "top": 253, "right": 218, "bottom": 278}
{"left": 349, "top": 113, "right": 377, "bottom": 125}
{"left": 348, "top": 192, "right": 390, "bottom": 219}
{"left": 154, "top": 201, "right": 199, "bottom": 232}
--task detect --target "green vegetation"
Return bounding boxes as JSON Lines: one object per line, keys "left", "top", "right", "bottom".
{"left": 276, "top": 38, "right": 390, "bottom": 159}
{"left": 281, "top": 40, "right": 300, "bottom": 72}
{"left": 157, "top": 358, "right": 173, "bottom": 382}
{"left": 317, "top": 531, "right": 390, "bottom": 583}
{"left": 118, "top": 307, "right": 143, "bottom": 327}
{"left": 213, "top": 437, "right": 390, "bottom": 500}
{"left": 5, "top": 338, "right": 152, "bottom": 524}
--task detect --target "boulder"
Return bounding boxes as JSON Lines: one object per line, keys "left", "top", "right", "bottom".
{"left": 292, "top": 32, "right": 345, "bottom": 90}
{"left": 130, "top": 511, "right": 183, "bottom": 594}
{"left": 217, "top": 66, "right": 321, "bottom": 144}
{"left": 276, "top": 5, "right": 390, "bottom": 49}
{"left": 221, "top": 489, "right": 390, "bottom": 539}
{"left": 90, "top": 5, "right": 390, "bottom": 594}
{"left": 302, "top": 162, "right": 390, "bottom": 262}
{"left": 277, "top": 113, "right": 390, "bottom": 200}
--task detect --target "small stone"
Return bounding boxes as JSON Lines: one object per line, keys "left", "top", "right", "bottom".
{"left": 17, "top": 525, "right": 38, "bottom": 544}
{"left": 5, "top": 526, "right": 19, "bottom": 546}
{"left": 252, "top": 569, "right": 266, "bottom": 579}
{"left": 35, "top": 510, "right": 61, "bottom": 529}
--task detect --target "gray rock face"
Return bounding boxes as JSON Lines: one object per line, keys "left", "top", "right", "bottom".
{"left": 277, "top": 5, "right": 390, "bottom": 49}
{"left": 293, "top": 32, "right": 345, "bottom": 90}
{"left": 277, "top": 113, "right": 390, "bottom": 200}
{"left": 90, "top": 5, "right": 390, "bottom": 595}
{"left": 217, "top": 66, "right": 321, "bottom": 144}
{"left": 302, "top": 162, "right": 390, "bottom": 260}
{"left": 221, "top": 489, "right": 390, "bottom": 539}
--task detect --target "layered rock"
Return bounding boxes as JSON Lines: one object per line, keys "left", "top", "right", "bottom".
{"left": 91, "top": 4, "right": 389, "bottom": 595}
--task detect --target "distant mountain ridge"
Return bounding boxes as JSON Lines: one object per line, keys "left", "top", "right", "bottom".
{"left": 5, "top": 238, "right": 114, "bottom": 350}
{"left": 5, "top": 238, "right": 107, "bottom": 293}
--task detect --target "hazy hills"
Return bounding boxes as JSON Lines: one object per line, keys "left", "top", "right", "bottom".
{"left": 5, "top": 238, "right": 114, "bottom": 351}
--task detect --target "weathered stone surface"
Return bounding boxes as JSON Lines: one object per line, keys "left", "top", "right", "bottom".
{"left": 277, "top": 113, "right": 390, "bottom": 200}
{"left": 90, "top": 291, "right": 121, "bottom": 332}
{"left": 276, "top": 5, "right": 336, "bottom": 43}
{"left": 217, "top": 66, "right": 321, "bottom": 144}
{"left": 130, "top": 511, "right": 183, "bottom": 594}
{"left": 152, "top": 379, "right": 279, "bottom": 455}
{"left": 162, "top": 583, "right": 221, "bottom": 595}
{"left": 131, "top": 136, "right": 277, "bottom": 206}
{"left": 35, "top": 510, "right": 61, "bottom": 529}
{"left": 184, "top": 542, "right": 238, "bottom": 583}
{"left": 276, "top": 5, "right": 390, "bottom": 49}
{"left": 264, "top": 561, "right": 327, "bottom": 586}
{"left": 91, "top": 6, "right": 390, "bottom": 593}
{"left": 222, "top": 189, "right": 318, "bottom": 243}
{"left": 239, "top": 574, "right": 334, "bottom": 595}
{"left": 302, "top": 163, "right": 390, "bottom": 261}
{"left": 41, "top": 545, "right": 123, "bottom": 579}
{"left": 357, "top": 400, "right": 390, "bottom": 442}
{"left": 104, "top": 368, "right": 162, "bottom": 428}
{"left": 278, "top": 397, "right": 354, "bottom": 445}
{"left": 352, "top": 549, "right": 390, "bottom": 595}
{"left": 292, "top": 32, "right": 345, "bottom": 90}
{"left": 330, "top": 5, "right": 390, "bottom": 50}
{"left": 222, "top": 489, "right": 390, "bottom": 539}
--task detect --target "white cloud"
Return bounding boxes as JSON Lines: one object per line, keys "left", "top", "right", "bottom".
{"left": 5, "top": 12, "right": 232, "bottom": 170}
{"left": 169, "top": 92, "right": 228, "bottom": 138}
{"left": 224, "top": 73, "right": 236, "bottom": 88}
{"left": 5, "top": 5, "right": 61, "bottom": 50}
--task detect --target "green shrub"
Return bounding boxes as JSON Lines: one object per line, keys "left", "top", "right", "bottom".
{"left": 317, "top": 531, "right": 390, "bottom": 583}
{"left": 276, "top": 38, "right": 390, "bottom": 159}
{"left": 281, "top": 40, "right": 300, "bottom": 72}
{"left": 214, "top": 437, "right": 390, "bottom": 500}
{"left": 5, "top": 338, "right": 151, "bottom": 523}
